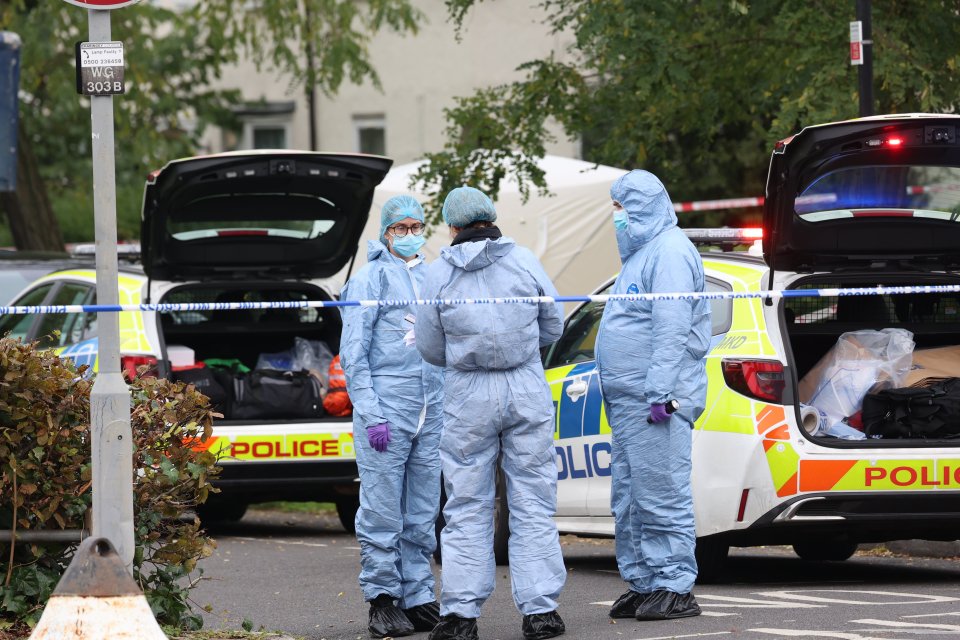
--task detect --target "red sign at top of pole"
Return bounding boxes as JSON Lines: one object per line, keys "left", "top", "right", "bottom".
{"left": 61, "top": 0, "right": 140, "bottom": 9}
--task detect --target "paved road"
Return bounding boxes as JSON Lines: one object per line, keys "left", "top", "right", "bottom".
{"left": 192, "top": 509, "right": 960, "bottom": 640}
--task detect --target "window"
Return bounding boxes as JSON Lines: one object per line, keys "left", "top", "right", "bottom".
{"left": 353, "top": 115, "right": 386, "bottom": 155}
{"left": 0, "top": 283, "right": 54, "bottom": 341}
{"left": 547, "top": 297, "right": 606, "bottom": 368}
{"left": 232, "top": 101, "right": 294, "bottom": 151}
{"left": 252, "top": 126, "right": 286, "bottom": 149}
{"left": 33, "top": 283, "right": 94, "bottom": 349}
{"left": 707, "top": 278, "right": 733, "bottom": 336}
{"left": 545, "top": 278, "right": 734, "bottom": 368}
{"left": 795, "top": 165, "right": 960, "bottom": 223}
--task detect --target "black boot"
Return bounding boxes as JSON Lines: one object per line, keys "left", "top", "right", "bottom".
{"left": 634, "top": 590, "right": 702, "bottom": 621}
{"left": 522, "top": 610, "right": 565, "bottom": 640}
{"left": 428, "top": 614, "right": 479, "bottom": 640}
{"left": 403, "top": 600, "right": 441, "bottom": 632}
{"left": 609, "top": 590, "right": 649, "bottom": 618}
{"left": 368, "top": 593, "right": 415, "bottom": 638}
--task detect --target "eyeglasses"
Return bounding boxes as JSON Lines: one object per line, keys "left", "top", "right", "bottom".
{"left": 388, "top": 223, "right": 426, "bottom": 237}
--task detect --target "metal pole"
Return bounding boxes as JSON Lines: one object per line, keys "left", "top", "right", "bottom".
{"left": 857, "top": 0, "right": 873, "bottom": 116}
{"left": 87, "top": 8, "right": 134, "bottom": 572}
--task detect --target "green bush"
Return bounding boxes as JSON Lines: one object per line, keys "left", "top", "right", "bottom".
{"left": 0, "top": 336, "right": 220, "bottom": 634}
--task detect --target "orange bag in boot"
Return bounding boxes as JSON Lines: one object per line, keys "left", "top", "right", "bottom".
{"left": 323, "top": 355, "right": 353, "bottom": 417}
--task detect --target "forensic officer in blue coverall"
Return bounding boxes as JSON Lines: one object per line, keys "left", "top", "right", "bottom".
{"left": 416, "top": 186, "right": 567, "bottom": 640}
{"left": 339, "top": 195, "right": 444, "bottom": 638}
{"left": 595, "top": 170, "right": 711, "bottom": 621}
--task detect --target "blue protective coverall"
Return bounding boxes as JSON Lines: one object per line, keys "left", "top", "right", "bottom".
{"left": 415, "top": 236, "right": 567, "bottom": 619}
{"left": 339, "top": 239, "right": 444, "bottom": 609}
{"left": 595, "top": 170, "right": 711, "bottom": 595}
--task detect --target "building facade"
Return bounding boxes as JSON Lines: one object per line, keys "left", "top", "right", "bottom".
{"left": 197, "top": 0, "right": 580, "bottom": 163}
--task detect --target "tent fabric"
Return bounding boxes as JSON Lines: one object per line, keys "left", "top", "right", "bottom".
{"left": 337, "top": 156, "right": 627, "bottom": 299}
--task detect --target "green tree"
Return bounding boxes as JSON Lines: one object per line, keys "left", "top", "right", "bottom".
{"left": 414, "top": 0, "right": 960, "bottom": 228}
{"left": 0, "top": 0, "right": 422, "bottom": 247}
{"left": 0, "top": 1, "right": 239, "bottom": 247}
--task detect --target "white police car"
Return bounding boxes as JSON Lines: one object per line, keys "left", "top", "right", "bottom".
{"left": 533, "top": 114, "right": 960, "bottom": 581}
{"left": 0, "top": 151, "right": 392, "bottom": 528}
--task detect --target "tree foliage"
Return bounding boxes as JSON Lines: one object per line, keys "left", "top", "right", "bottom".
{"left": 0, "top": 0, "right": 422, "bottom": 245}
{"left": 198, "top": 0, "right": 422, "bottom": 97}
{"left": 415, "top": 0, "right": 960, "bottom": 227}
{"left": 0, "top": 0, "right": 240, "bottom": 245}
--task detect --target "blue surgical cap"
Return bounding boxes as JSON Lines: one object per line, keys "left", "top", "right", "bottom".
{"left": 441, "top": 186, "right": 497, "bottom": 228}
{"left": 380, "top": 195, "right": 425, "bottom": 240}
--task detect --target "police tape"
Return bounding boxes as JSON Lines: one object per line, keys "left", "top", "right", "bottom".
{"left": 3, "top": 283, "right": 960, "bottom": 315}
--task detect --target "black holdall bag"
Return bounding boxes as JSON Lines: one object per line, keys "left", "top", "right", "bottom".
{"left": 862, "top": 377, "right": 960, "bottom": 439}
{"left": 231, "top": 369, "right": 324, "bottom": 420}
{"left": 173, "top": 366, "right": 231, "bottom": 415}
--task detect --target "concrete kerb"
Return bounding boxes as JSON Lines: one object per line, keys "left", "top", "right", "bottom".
{"left": 883, "top": 539, "right": 960, "bottom": 559}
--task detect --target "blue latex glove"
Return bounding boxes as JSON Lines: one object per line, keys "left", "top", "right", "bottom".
{"left": 367, "top": 422, "right": 391, "bottom": 452}
{"left": 647, "top": 403, "right": 671, "bottom": 424}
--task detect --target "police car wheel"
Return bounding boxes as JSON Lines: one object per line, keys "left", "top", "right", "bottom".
{"left": 336, "top": 499, "right": 359, "bottom": 535}
{"left": 196, "top": 499, "right": 248, "bottom": 524}
{"left": 694, "top": 536, "right": 729, "bottom": 584}
{"left": 792, "top": 540, "right": 858, "bottom": 562}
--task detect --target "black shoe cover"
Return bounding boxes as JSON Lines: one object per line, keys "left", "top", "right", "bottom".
{"left": 522, "top": 610, "right": 566, "bottom": 640}
{"left": 403, "top": 600, "right": 441, "bottom": 632}
{"left": 428, "top": 614, "right": 479, "bottom": 640}
{"left": 609, "top": 590, "right": 648, "bottom": 618}
{"left": 368, "top": 594, "right": 415, "bottom": 638}
{"left": 634, "top": 590, "right": 702, "bottom": 621}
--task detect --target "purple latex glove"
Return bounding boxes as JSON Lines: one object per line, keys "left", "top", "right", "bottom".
{"left": 367, "top": 422, "right": 391, "bottom": 452}
{"left": 647, "top": 403, "right": 671, "bottom": 424}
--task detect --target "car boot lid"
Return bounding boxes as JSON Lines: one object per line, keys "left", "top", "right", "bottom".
{"left": 141, "top": 151, "right": 392, "bottom": 280}
{"left": 764, "top": 113, "right": 960, "bottom": 272}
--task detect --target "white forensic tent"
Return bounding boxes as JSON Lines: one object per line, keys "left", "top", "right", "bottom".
{"left": 336, "top": 155, "right": 627, "bottom": 298}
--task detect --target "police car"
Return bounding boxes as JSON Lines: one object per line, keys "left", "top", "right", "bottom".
{"left": 0, "top": 151, "right": 392, "bottom": 529}
{"left": 535, "top": 114, "right": 960, "bottom": 581}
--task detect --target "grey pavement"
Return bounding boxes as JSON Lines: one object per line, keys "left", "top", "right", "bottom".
{"left": 192, "top": 509, "right": 960, "bottom": 640}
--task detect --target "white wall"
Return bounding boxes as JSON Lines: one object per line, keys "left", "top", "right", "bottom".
{"left": 199, "top": 0, "right": 580, "bottom": 162}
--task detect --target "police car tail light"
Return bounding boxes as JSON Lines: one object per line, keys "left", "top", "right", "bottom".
{"left": 721, "top": 359, "right": 785, "bottom": 403}
{"left": 121, "top": 355, "right": 158, "bottom": 382}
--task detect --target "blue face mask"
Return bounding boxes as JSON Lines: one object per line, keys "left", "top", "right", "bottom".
{"left": 613, "top": 209, "right": 629, "bottom": 231}
{"left": 392, "top": 233, "right": 426, "bottom": 257}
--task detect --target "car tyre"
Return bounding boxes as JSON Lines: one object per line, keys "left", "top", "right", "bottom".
{"left": 197, "top": 499, "right": 248, "bottom": 525}
{"left": 792, "top": 540, "right": 858, "bottom": 562}
{"left": 694, "top": 536, "right": 729, "bottom": 584}
{"left": 336, "top": 498, "right": 359, "bottom": 535}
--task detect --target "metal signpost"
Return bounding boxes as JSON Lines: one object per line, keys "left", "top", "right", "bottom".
{"left": 64, "top": 0, "right": 139, "bottom": 572}
{"left": 853, "top": 0, "right": 874, "bottom": 117}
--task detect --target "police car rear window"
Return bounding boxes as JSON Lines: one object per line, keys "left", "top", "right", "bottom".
{"left": 795, "top": 165, "right": 960, "bottom": 223}
{"left": 166, "top": 194, "right": 338, "bottom": 241}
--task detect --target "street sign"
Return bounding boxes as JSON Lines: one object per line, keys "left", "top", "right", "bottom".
{"left": 61, "top": 0, "right": 140, "bottom": 8}
{"left": 850, "top": 20, "right": 863, "bottom": 66}
{"left": 75, "top": 41, "right": 124, "bottom": 96}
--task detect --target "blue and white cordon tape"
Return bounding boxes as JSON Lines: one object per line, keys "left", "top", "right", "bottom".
{"left": 3, "top": 283, "right": 960, "bottom": 316}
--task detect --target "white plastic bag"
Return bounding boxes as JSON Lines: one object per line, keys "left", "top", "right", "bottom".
{"left": 294, "top": 338, "right": 335, "bottom": 386}
{"left": 806, "top": 329, "right": 915, "bottom": 427}
{"left": 256, "top": 339, "right": 334, "bottom": 386}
